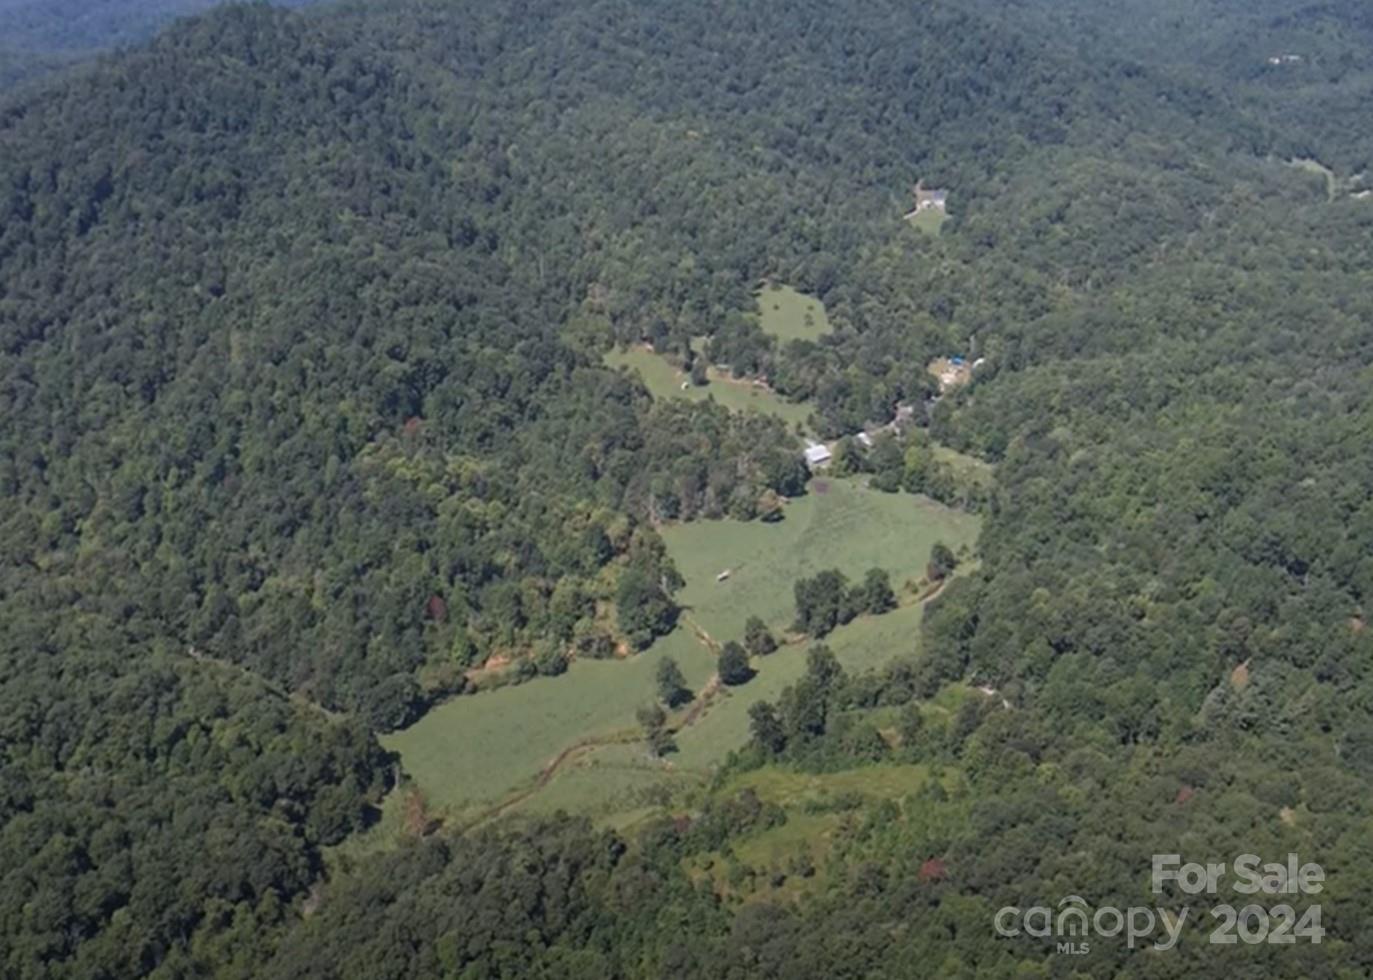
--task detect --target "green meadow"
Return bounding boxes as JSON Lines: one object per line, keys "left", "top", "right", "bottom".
{"left": 661, "top": 479, "right": 979, "bottom": 642}
{"left": 756, "top": 283, "right": 830, "bottom": 342}
{"left": 931, "top": 443, "right": 995, "bottom": 488}
{"left": 907, "top": 207, "right": 947, "bottom": 236}
{"left": 601, "top": 283, "right": 830, "bottom": 430}
{"left": 512, "top": 742, "right": 687, "bottom": 819}
{"left": 722, "top": 761, "right": 939, "bottom": 807}
{"left": 386, "top": 479, "right": 980, "bottom": 817}
{"left": 685, "top": 762, "right": 966, "bottom": 900}
{"left": 382, "top": 628, "right": 714, "bottom": 811}
{"left": 604, "top": 346, "right": 813, "bottom": 429}
{"left": 672, "top": 600, "right": 932, "bottom": 770}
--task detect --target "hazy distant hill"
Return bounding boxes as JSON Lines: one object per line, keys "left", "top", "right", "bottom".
{"left": 974, "top": 0, "right": 1373, "bottom": 169}
{"left": 0, "top": 0, "right": 315, "bottom": 88}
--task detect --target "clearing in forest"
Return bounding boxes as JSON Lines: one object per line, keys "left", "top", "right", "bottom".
{"left": 931, "top": 443, "right": 995, "bottom": 489}
{"left": 756, "top": 283, "right": 830, "bottom": 342}
{"left": 604, "top": 345, "right": 813, "bottom": 429}
{"left": 381, "top": 629, "right": 715, "bottom": 811}
{"left": 906, "top": 206, "right": 947, "bottom": 236}
{"left": 684, "top": 762, "right": 967, "bottom": 901}
{"left": 661, "top": 478, "right": 977, "bottom": 642}
{"left": 671, "top": 600, "right": 934, "bottom": 770}
{"left": 384, "top": 478, "right": 979, "bottom": 817}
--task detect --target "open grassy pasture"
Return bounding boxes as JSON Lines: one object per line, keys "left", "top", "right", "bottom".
{"left": 756, "top": 283, "right": 830, "bottom": 342}
{"left": 907, "top": 207, "right": 947, "bottom": 236}
{"left": 673, "top": 601, "right": 930, "bottom": 769}
{"left": 605, "top": 346, "right": 812, "bottom": 429}
{"left": 385, "top": 479, "right": 979, "bottom": 817}
{"left": 510, "top": 741, "right": 703, "bottom": 819}
{"left": 661, "top": 479, "right": 979, "bottom": 642}
{"left": 381, "top": 628, "right": 714, "bottom": 811}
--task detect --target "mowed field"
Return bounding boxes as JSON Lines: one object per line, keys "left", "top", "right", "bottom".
{"left": 386, "top": 478, "right": 980, "bottom": 817}
{"left": 382, "top": 628, "right": 715, "bottom": 811}
{"left": 604, "top": 346, "right": 812, "bottom": 428}
{"left": 907, "top": 207, "right": 947, "bottom": 236}
{"left": 672, "top": 599, "right": 931, "bottom": 769}
{"left": 756, "top": 283, "right": 830, "bottom": 342}
{"left": 663, "top": 478, "right": 979, "bottom": 642}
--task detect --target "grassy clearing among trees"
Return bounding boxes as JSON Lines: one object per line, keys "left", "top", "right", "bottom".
{"left": 755, "top": 283, "right": 831, "bottom": 342}
{"left": 661, "top": 479, "right": 979, "bottom": 641}
{"left": 385, "top": 479, "right": 978, "bottom": 815}
{"left": 508, "top": 743, "right": 687, "bottom": 818}
{"left": 604, "top": 345, "right": 813, "bottom": 428}
{"left": 381, "top": 629, "right": 715, "bottom": 811}
{"left": 684, "top": 762, "right": 962, "bottom": 900}
{"left": 673, "top": 601, "right": 933, "bottom": 769}
{"left": 906, "top": 207, "right": 948, "bottom": 236}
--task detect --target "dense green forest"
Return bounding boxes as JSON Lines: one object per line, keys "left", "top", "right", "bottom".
{"left": 975, "top": 0, "right": 1373, "bottom": 171}
{"left": 3, "top": 0, "right": 1373, "bottom": 976}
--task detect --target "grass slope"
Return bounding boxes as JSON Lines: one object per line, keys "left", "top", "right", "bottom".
{"left": 673, "top": 601, "right": 931, "bottom": 769}
{"left": 931, "top": 444, "right": 995, "bottom": 488}
{"left": 605, "top": 347, "right": 813, "bottom": 429}
{"left": 906, "top": 207, "right": 947, "bottom": 236}
{"left": 387, "top": 480, "right": 979, "bottom": 815}
{"left": 756, "top": 284, "right": 830, "bottom": 342}
{"left": 662, "top": 479, "right": 979, "bottom": 642}
{"left": 382, "top": 629, "right": 715, "bottom": 810}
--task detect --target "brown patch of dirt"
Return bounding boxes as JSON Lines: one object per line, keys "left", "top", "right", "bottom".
{"left": 1230, "top": 659, "right": 1251, "bottom": 690}
{"left": 464, "top": 653, "right": 512, "bottom": 683}
{"left": 1351, "top": 616, "right": 1366, "bottom": 634}
{"left": 927, "top": 357, "right": 971, "bottom": 393}
{"left": 677, "top": 675, "right": 723, "bottom": 729}
{"left": 402, "top": 787, "right": 439, "bottom": 837}
{"left": 682, "top": 613, "right": 721, "bottom": 653}
{"left": 1175, "top": 786, "right": 1196, "bottom": 806}
{"left": 1279, "top": 806, "right": 1297, "bottom": 826}
{"left": 811, "top": 480, "right": 830, "bottom": 495}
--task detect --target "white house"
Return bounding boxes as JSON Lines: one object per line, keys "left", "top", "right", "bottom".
{"left": 804, "top": 442, "right": 832, "bottom": 469}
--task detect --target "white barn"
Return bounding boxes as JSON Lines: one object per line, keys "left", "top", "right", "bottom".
{"left": 804, "top": 442, "right": 832, "bottom": 469}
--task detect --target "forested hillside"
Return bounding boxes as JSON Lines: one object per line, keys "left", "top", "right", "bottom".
{"left": 977, "top": 0, "right": 1373, "bottom": 170}
{"left": 0, "top": 0, "right": 316, "bottom": 89}
{"left": 3, "top": 0, "right": 1373, "bottom": 976}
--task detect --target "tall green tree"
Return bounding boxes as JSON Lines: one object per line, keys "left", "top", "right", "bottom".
{"left": 718, "top": 642, "right": 753, "bottom": 686}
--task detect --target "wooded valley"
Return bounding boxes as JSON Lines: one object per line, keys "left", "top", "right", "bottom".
{"left": 3, "top": 0, "right": 1373, "bottom": 976}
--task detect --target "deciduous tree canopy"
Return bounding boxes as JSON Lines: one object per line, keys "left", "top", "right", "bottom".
{"left": 4, "top": 0, "right": 1373, "bottom": 975}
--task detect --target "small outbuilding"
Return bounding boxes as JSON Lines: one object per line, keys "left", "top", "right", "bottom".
{"left": 804, "top": 442, "right": 833, "bottom": 469}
